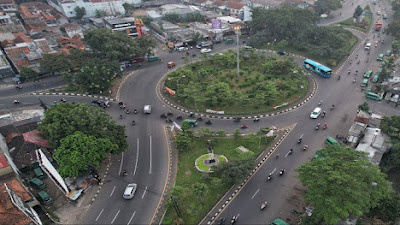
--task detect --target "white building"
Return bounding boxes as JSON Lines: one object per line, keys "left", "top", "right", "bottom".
{"left": 47, "top": 0, "right": 141, "bottom": 18}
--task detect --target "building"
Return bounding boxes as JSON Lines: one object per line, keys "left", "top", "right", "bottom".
{"left": 0, "top": 49, "right": 14, "bottom": 77}
{"left": 47, "top": 0, "right": 142, "bottom": 18}
{"left": 346, "top": 111, "right": 370, "bottom": 146}
{"left": 0, "top": 0, "right": 17, "bottom": 12}
{"left": 56, "top": 34, "right": 85, "bottom": 54}
{"left": 61, "top": 22, "right": 83, "bottom": 38}
{"left": 146, "top": 10, "right": 163, "bottom": 21}
{"left": 226, "top": 1, "right": 245, "bottom": 14}
{"left": 104, "top": 17, "right": 138, "bottom": 37}
{"left": 356, "top": 128, "right": 389, "bottom": 165}
{"left": 0, "top": 12, "right": 25, "bottom": 33}
{"left": 159, "top": 4, "right": 201, "bottom": 17}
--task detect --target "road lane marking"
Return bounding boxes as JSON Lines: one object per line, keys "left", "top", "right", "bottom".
{"left": 111, "top": 210, "right": 120, "bottom": 224}
{"left": 271, "top": 168, "right": 276, "bottom": 174}
{"left": 127, "top": 211, "right": 136, "bottom": 225}
{"left": 149, "top": 126, "right": 171, "bottom": 225}
{"left": 110, "top": 186, "right": 116, "bottom": 197}
{"left": 149, "top": 136, "right": 152, "bottom": 174}
{"left": 119, "top": 152, "right": 124, "bottom": 175}
{"left": 251, "top": 189, "right": 260, "bottom": 199}
{"left": 134, "top": 138, "right": 139, "bottom": 176}
{"left": 95, "top": 209, "right": 104, "bottom": 221}
{"left": 142, "top": 186, "right": 148, "bottom": 199}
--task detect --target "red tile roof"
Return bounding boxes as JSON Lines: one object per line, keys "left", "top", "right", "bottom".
{"left": 0, "top": 155, "right": 9, "bottom": 169}
{"left": 226, "top": 1, "right": 244, "bottom": 9}
{"left": 0, "top": 179, "right": 33, "bottom": 225}
{"left": 13, "top": 32, "right": 32, "bottom": 44}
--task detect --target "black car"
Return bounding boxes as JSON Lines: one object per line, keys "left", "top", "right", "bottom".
{"left": 277, "top": 51, "right": 289, "bottom": 56}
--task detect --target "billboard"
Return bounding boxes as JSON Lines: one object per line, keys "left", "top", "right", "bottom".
{"left": 211, "top": 19, "right": 222, "bottom": 29}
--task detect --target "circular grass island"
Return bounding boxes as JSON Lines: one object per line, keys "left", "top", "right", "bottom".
{"left": 164, "top": 50, "right": 310, "bottom": 115}
{"left": 195, "top": 154, "right": 228, "bottom": 173}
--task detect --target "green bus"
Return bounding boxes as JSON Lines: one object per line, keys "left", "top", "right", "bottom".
{"left": 366, "top": 92, "right": 382, "bottom": 101}
{"left": 325, "top": 137, "right": 339, "bottom": 145}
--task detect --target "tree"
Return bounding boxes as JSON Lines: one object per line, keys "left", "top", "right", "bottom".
{"left": 95, "top": 9, "right": 106, "bottom": 18}
{"left": 353, "top": 5, "right": 363, "bottom": 18}
{"left": 192, "top": 182, "right": 208, "bottom": 205}
{"left": 233, "top": 129, "right": 241, "bottom": 140}
{"left": 122, "top": 2, "right": 134, "bottom": 15}
{"left": 167, "top": 185, "right": 187, "bottom": 216}
{"left": 38, "top": 103, "right": 128, "bottom": 153}
{"left": 298, "top": 144, "right": 393, "bottom": 224}
{"left": 76, "top": 59, "right": 119, "bottom": 93}
{"left": 213, "top": 159, "right": 254, "bottom": 184}
{"left": 164, "top": 13, "right": 183, "bottom": 24}
{"left": 367, "top": 193, "right": 400, "bottom": 222}
{"left": 313, "top": 0, "right": 342, "bottom": 15}
{"left": 175, "top": 132, "right": 192, "bottom": 152}
{"left": 40, "top": 53, "right": 71, "bottom": 75}
{"left": 74, "top": 6, "right": 86, "bottom": 19}
{"left": 392, "top": 40, "right": 400, "bottom": 54}
{"left": 54, "top": 131, "right": 117, "bottom": 178}
{"left": 18, "top": 66, "right": 39, "bottom": 81}
{"left": 358, "top": 102, "right": 370, "bottom": 112}
{"left": 84, "top": 28, "right": 155, "bottom": 61}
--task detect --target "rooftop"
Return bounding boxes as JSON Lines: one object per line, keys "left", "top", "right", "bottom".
{"left": 104, "top": 17, "right": 135, "bottom": 25}
{"left": 356, "top": 128, "right": 389, "bottom": 165}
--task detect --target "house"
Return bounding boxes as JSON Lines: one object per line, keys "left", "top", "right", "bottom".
{"left": 159, "top": 4, "right": 201, "bottom": 17}
{"left": 346, "top": 110, "right": 370, "bottom": 146}
{"left": 0, "top": 48, "right": 14, "bottom": 78}
{"left": 226, "top": 1, "right": 245, "bottom": 14}
{"left": 48, "top": 0, "right": 141, "bottom": 18}
{"left": 0, "top": 12, "right": 25, "bottom": 33}
{"left": 146, "top": 10, "right": 163, "bottom": 21}
{"left": 104, "top": 17, "right": 138, "bottom": 37}
{"left": 61, "top": 22, "right": 83, "bottom": 38}
{"left": 0, "top": 0, "right": 17, "bottom": 12}
{"left": 239, "top": 5, "right": 252, "bottom": 21}
{"left": 356, "top": 127, "right": 390, "bottom": 165}
{"left": 56, "top": 35, "right": 85, "bottom": 54}
{"left": 30, "top": 32, "right": 62, "bottom": 50}
{"left": 244, "top": 0, "right": 282, "bottom": 9}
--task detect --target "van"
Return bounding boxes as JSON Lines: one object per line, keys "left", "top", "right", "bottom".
{"left": 33, "top": 165, "right": 47, "bottom": 179}
{"left": 366, "top": 92, "right": 382, "bottom": 101}
{"left": 361, "top": 79, "right": 368, "bottom": 87}
{"left": 224, "top": 38, "right": 234, "bottom": 44}
{"left": 372, "top": 75, "right": 379, "bottom": 83}
{"left": 325, "top": 137, "right": 339, "bottom": 145}
{"left": 183, "top": 119, "right": 198, "bottom": 127}
{"left": 38, "top": 191, "right": 53, "bottom": 205}
{"left": 310, "top": 107, "right": 322, "bottom": 119}
{"left": 143, "top": 105, "right": 151, "bottom": 114}
{"left": 29, "top": 178, "right": 47, "bottom": 190}
{"left": 123, "top": 183, "right": 137, "bottom": 199}
{"left": 363, "top": 71, "right": 373, "bottom": 78}
{"left": 167, "top": 61, "right": 176, "bottom": 68}
{"left": 365, "top": 43, "right": 371, "bottom": 50}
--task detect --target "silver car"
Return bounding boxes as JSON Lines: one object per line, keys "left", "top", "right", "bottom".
{"left": 123, "top": 183, "right": 137, "bottom": 199}
{"left": 144, "top": 105, "right": 151, "bottom": 114}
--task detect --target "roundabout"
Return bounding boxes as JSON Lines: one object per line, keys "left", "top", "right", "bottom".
{"left": 195, "top": 153, "right": 228, "bottom": 173}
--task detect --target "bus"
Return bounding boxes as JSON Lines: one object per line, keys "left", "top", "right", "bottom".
{"left": 366, "top": 92, "right": 382, "bottom": 101}
{"left": 304, "top": 59, "right": 332, "bottom": 78}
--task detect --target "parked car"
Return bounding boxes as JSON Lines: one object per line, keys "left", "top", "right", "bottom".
{"left": 38, "top": 191, "right": 53, "bottom": 205}
{"left": 33, "top": 165, "right": 47, "bottom": 179}
{"left": 29, "top": 178, "right": 47, "bottom": 190}
{"left": 130, "top": 57, "right": 145, "bottom": 64}
{"left": 123, "top": 183, "right": 137, "bottom": 199}
{"left": 224, "top": 38, "right": 234, "bottom": 44}
{"left": 200, "top": 48, "right": 212, "bottom": 53}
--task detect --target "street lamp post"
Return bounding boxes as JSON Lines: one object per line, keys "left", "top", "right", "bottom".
{"left": 176, "top": 75, "right": 186, "bottom": 96}
{"left": 233, "top": 25, "right": 241, "bottom": 78}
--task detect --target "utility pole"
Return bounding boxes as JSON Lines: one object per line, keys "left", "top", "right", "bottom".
{"left": 234, "top": 25, "right": 241, "bottom": 78}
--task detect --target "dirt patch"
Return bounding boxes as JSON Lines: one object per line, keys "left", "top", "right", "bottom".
{"left": 185, "top": 170, "right": 191, "bottom": 176}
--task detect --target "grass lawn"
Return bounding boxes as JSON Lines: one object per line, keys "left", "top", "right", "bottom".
{"left": 195, "top": 154, "right": 212, "bottom": 172}
{"left": 163, "top": 134, "right": 274, "bottom": 224}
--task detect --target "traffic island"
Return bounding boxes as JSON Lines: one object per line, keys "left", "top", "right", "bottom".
{"left": 195, "top": 154, "right": 228, "bottom": 173}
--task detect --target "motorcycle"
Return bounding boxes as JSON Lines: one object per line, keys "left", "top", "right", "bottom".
{"left": 132, "top": 121, "right": 135, "bottom": 126}
{"left": 261, "top": 202, "right": 268, "bottom": 210}
{"left": 189, "top": 113, "right": 195, "bottom": 118}
{"left": 231, "top": 216, "right": 237, "bottom": 224}
{"left": 126, "top": 109, "right": 130, "bottom": 114}
{"left": 240, "top": 124, "right": 247, "bottom": 129}
{"left": 15, "top": 86, "right": 22, "bottom": 90}
{"left": 176, "top": 115, "right": 183, "bottom": 120}
{"left": 267, "top": 175, "right": 271, "bottom": 181}
{"left": 122, "top": 170, "right": 127, "bottom": 176}
{"left": 233, "top": 117, "right": 241, "bottom": 123}
{"left": 279, "top": 169, "right": 285, "bottom": 175}
{"left": 167, "top": 111, "right": 173, "bottom": 116}
{"left": 323, "top": 123, "right": 328, "bottom": 130}
{"left": 192, "top": 53, "right": 196, "bottom": 57}
{"left": 196, "top": 117, "right": 203, "bottom": 121}
{"left": 288, "top": 149, "right": 293, "bottom": 155}
{"left": 298, "top": 134, "right": 303, "bottom": 143}
{"left": 134, "top": 109, "right": 137, "bottom": 114}
{"left": 60, "top": 98, "right": 66, "bottom": 102}
{"left": 206, "top": 120, "right": 212, "bottom": 125}
{"left": 322, "top": 111, "right": 326, "bottom": 117}
{"left": 119, "top": 115, "right": 123, "bottom": 119}
{"left": 160, "top": 113, "right": 167, "bottom": 118}
{"left": 316, "top": 123, "right": 320, "bottom": 130}
{"left": 166, "top": 118, "right": 172, "bottom": 123}
{"left": 253, "top": 118, "right": 260, "bottom": 122}
{"left": 303, "top": 145, "right": 308, "bottom": 151}
{"left": 331, "top": 105, "right": 335, "bottom": 110}
{"left": 13, "top": 100, "right": 20, "bottom": 104}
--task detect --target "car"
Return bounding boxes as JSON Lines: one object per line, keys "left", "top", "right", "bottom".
{"left": 243, "top": 46, "right": 253, "bottom": 51}
{"left": 29, "top": 178, "right": 47, "bottom": 190}
{"left": 386, "top": 50, "right": 392, "bottom": 56}
{"left": 123, "top": 183, "right": 137, "bottom": 199}
{"left": 377, "top": 54, "right": 384, "bottom": 61}
{"left": 364, "top": 71, "right": 373, "bottom": 78}
{"left": 130, "top": 57, "right": 145, "bottom": 64}
{"left": 377, "top": 11, "right": 381, "bottom": 15}
{"left": 365, "top": 43, "right": 371, "bottom": 50}
{"left": 277, "top": 51, "right": 288, "bottom": 56}
{"left": 144, "top": 105, "right": 151, "bottom": 114}
{"left": 310, "top": 107, "right": 322, "bottom": 119}
{"left": 38, "top": 191, "right": 53, "bottom": 205}
{"left": 33, "top": 165, "right": 47, "bottom": 179}
{"left": 383, "top": 14, "right": 388, "bottom": 19}
{"left": 177, "top": 47, "right": 188, "bottom": 52}
{"left": 167, "top": 61, "right": 176, "bottom": 68}
{"left": 200, "top": 48, "right": 212, "bottom": 53}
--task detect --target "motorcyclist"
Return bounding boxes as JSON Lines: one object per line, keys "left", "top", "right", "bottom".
{"left": 176, "top": 115, "right": 182, "bottom": 119}
{"left": 303, "top": 145, "right": 308, "bottom": 150}
{"left": 231, "top": 216, "right": 237, "bottom": 224}
{"left": 353, "top": 78, "right": 356, "bottom": 83}
{"left": 348, "top": 70, "right": 351, "bottom": 74}
{"left": 132, "top": 120, "right": 135, "bottom": 125}
{"left": 279, "top": 169, "right": 285, "bottom": 175}
{"left": 254, "top": 117, "right": 260, "bottom": 122}
{"left": 120, "top": 115, "right": 123, "bottom": 119}
{"left": 13, "top": 99, "right": 19, "bottom": 104}
{"left": 323, "top": 123, "right": 328, "bottom": 129}
{"left": 241, "top": 124, "right": 247, "bottom": 129}
{"left": 289, "top": 149, "right": 293, "bottom": 154}
{"left": 322, "top": 111, "right": 326, "bottom": 116}
{"left": 122, "top": 170, "right": 127, "bottom": 176}
{"left": 206, "top": 120, "right": 212, "bottom": 124}
{"left": 126, "top": 109, "right": 130, "bottom": 114}
{"left": 134, "top": 109, "right": 137, "bottom": 114}
{"left": 338, "top": 75, "right": 341, "bottom": 80}
{"left": 276, "top": 153, "right": 280, "bottom": 159}
{"left": 261, "top": 201, "right": 267, "bottom": 210}
{"left": 331, "top": 105, "right": 335, "bottom": 109}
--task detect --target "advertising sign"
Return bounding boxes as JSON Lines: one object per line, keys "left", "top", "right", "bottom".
{"left": 165, "top": 87, "right": 176, "bottom": 95}
{"left": 211, "top": 19, "right": 222, "bottom": 29}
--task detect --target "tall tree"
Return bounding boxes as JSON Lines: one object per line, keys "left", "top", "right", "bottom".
{"left": 353, "top": 5, "right": 363, "bottom": 18}
{"left": 39, "top": 103, "right": 128, "bottom": 153}
{"left": 40, "top": 53, "right": 71, "bottom": 75}
{"left": 74, "top": 6, "right": 86, "bottom": 19}
{"left": 298, "top": 145, "right": 393, "bottom": 224}
{"left": 313, "top": 0, "right": 342, "bottom": 15}
{"left": 213, "top": 159, "right": 254, "bottom": 184}
{"left": 84, "top": 28, "right": 155, "bottom": 61}
{"left": 54, "top": 131, "right": 117, "bottom": 178}
{"left": 18, "top": 66, "right": 39, "bottom": 81}
{"left": 192, "top": 183, "right": 208, "bottom": 205}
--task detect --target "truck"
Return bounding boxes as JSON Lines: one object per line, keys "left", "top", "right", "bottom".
{"left": 375, "top": 19, "right": 383, "bottom": 31}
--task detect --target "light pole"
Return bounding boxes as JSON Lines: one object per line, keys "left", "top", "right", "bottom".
{"left": 176, "top": 75, "right": 186, "bottom": 96}
{"left": 233, "top": 25, "right": 241, "bottom": 78}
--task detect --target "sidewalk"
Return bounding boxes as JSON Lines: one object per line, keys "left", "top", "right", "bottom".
{"left": 198, "top": 126, "right": 293, "bottom": 225}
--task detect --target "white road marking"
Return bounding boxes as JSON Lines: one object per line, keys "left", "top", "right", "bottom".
{"left": 110, "top": 186, "right": 116, "bottom": 197}
{"left": 142, "top": 186, "right": 148, "bottom": 199}
{"left": 119, "top": 152, "right": 124, "bottom": 175}
{"left": 149, "top": 136, "right": 152, "bottom": 174}
{"left": 271, "top": 168, "right": 276, "bottom": 174}
{"left": 95, "top": 209, "right": 104, "bottom": 221}
{"left": 251, "top": 189, "right": 260, "bottom": 199}
{"left": 134, "top": 138, "right": 139, "bottom": 176}
{"left": 127, "top": 211, "right": 136, "bottom": 225}
{"left": 111, "top": 210, "right": 120, "bottom": 224}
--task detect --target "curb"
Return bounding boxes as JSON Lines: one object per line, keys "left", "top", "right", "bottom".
{"left": 29, "top": 92, "right": 116, "bottom": 102}
{"left": 87, "top": 156, "right": 112, "bottom": 207}
{"left": 157, "top": 50, "right": 317, "bottom": 119}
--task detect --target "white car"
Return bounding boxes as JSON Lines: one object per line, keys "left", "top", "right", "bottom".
{"left": 123, "top": 183, "right": 137, "bottom": 199}
{"left": 310, "top": 107, "right": 322, "bottom": 119}
{"left": 201, "top": 48, "right": 212, "bottom": 53}
{"left": 365, "top": 43, "right": 371, "bottom": 50}
{"left": 177, "top": 47, "right": 188, "bottom": 52}
{"left": 144, "top": 105, "right": 151, "bottom": 114}
{"left": 377, "top": 11, "right": 381, "bottom": 15}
